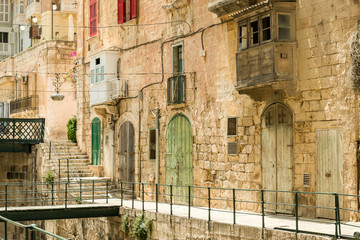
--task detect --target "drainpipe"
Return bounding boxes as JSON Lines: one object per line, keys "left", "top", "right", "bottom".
{"left": 155, "top": 108, "right": 160, "bottom": 184}
{"left": 138, "top": 93, "right": 142, "bottom": 184}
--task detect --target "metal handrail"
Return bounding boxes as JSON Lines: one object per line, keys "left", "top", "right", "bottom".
{"left": 48, "top": 140, "right": 81, "bottom": 182}
{"left": 0, "top": 214, "right": 71, "bottom": 240}
{"left": 1, "top": 181, "right": 360, "bottom": 239}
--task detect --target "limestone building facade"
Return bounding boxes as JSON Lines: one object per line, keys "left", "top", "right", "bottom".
{"left": 75, "top": 0, "right": 360, "bottom": 219}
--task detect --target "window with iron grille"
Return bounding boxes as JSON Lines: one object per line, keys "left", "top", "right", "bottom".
{"left": 90, "top": 0, "right": 97, "bottom": 37}
{"left": 118, "top": 0, "right": 137, "bottom": 24}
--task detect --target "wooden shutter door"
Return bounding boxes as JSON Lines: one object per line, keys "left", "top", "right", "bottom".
{"left": 316, "top": 129, "right": 342, "bottom": 219}
{"left": 91, "top": 118, "right": 101, "bottom": 165}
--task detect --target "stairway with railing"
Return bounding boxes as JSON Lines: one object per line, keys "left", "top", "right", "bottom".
{"left": 40, "top": 140, "right": 114, "bottom": 201}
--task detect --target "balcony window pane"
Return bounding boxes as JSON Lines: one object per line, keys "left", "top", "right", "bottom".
{"left": 90, "top": 69, "right": 94, "bottom": 84}
{"left": 250, "top": 20, "right": 259, "bottom": 45}
{"left": 100, "top": 66, "right": 104, "bottom": 81}
{"left": 278, "top": 14, "right": 291, "bottom": 40}
{"left": 262, "top": 16, "right": 271, "bottom": 41}
{"left": 20, "top": 6, "right": 24, "bottom": 13}
{"left": 95, "top": 68, "right": 99, "bottom": 83}
{"left": 238, "top": 23, "right": 247, "bottom": 50}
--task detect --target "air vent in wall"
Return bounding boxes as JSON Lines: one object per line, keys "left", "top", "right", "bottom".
{"left": 303, "top": 173, "right": 310, "bottom": 187}
{"left": 228, "top": 142, "right": 237, "bottom": 155}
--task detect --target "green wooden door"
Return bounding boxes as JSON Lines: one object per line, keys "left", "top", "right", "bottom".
{"left": 166, "top": 114, "right": 193, "bottom": 203}
{"left": 91, "top": 118, "right": 101, "bottom": 165}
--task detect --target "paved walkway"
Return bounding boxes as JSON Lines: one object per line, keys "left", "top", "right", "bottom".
{"left": 92, "top": 198, "right": 360, "bottom": 239}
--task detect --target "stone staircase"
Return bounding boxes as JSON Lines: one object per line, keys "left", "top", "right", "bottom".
{"left": 40, "top": 140, "right": 115, "bottom": 201}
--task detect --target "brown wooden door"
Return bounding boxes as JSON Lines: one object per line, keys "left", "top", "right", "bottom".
{"left": 119, "top": 121, "right": 135, "bottom": 185}
{"left": 261, "top": 103, "right": 293, "bottom": 213}
{"left": 316, "top": 129, "right": 342, "bottom": 219}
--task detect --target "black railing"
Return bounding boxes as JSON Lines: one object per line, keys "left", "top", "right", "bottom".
{"left": 0, "top": 118, "right": 45, "bottom": 144}
{"left": 0, "top": 181, "right": 359, "bottom": 239}
{"left": 10, "top": 95, "right": 38, "bottom": 114}
{"left": 167, "top": 74, "right": 186, "bottom": 104}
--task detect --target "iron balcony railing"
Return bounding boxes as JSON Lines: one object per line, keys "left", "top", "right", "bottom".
{"left": 10, "top": 95, "right": 39, "bottom": 114}
{"left": 0, "top": 118, "right": 45, "bottom": 144}
{"left": 167, "top": 74, "right": 186, "bottom": 105}
{"left": 0, "top": 181, "right": 360, "bottom": 238}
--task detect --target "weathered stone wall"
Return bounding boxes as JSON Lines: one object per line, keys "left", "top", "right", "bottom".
{"left": 0, "top": 40, "right": 77, "bottom": 140}
{"left": 48, "top": 208, "right": 333, "bottom": 240}
{"left": 75, "top": 0, "right": 360, "bottom": 220}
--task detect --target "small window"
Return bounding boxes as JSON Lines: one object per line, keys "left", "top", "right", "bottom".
{"left": 0, "top": 32, "right": 8, "bottom": 43}
{"left": 95, "top": 58, "right": 100, "bottom": 65}
{"left": 149, "top": 129, "right": 156, "bottom": 160}
{"left": 228, "top": 142, "right": 238, "bottom": 155}
{"left": 250, "top": 19, "right": 259, "bottom": 45}
{"left": 278, "top": 14, "right": 291, "bottom": 40}
{"left": 172, "top": 44, "right": 183, "bottom": 73}
{"left": 238, "top": 22, "right": 247, "bottom": 50}
{"left": 227, "top": 117, "right": 237, "bottom": 136}
{"left": 262, "top": 16, "right": 271, "bottom": 42}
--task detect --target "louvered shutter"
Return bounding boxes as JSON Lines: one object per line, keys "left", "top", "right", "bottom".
{"left": 118, "top": 0, "right": 126, "bottom": 24}
{"left": 90, "top": 0, "right": 97, "bottom": 37}
{"left": 130, "top": 0, "right": 137, "bottom": 20}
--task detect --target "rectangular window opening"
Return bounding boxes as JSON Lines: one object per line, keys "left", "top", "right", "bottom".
{"left": 227, "top": 117, "right": 237, "bottom": 136}
{"left": 250, "top": 20, "right": 259, "bottom": 45}
{"left": 262, "top": 16, "right": 271, "bottom": 42}
{"left": 278, "top": 14, "right": 291, "bottom": 40}
{"left": 238, "top": 22, "right": 247, "bottom": 50}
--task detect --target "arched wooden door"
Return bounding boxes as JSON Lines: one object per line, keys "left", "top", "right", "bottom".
{"left": 91, "top": 118, "right": 101, "bottom": 165}
{"left": 261, "top": 103, "right": 293, "bottom": 213}
{"left": 166, "top": 114, "right": 193, "bottom": 203}
{"left": 119, "top": 121, "right": 135, "bottom": 183}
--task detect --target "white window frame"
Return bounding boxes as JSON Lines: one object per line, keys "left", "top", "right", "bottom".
{"left": 0, "top": 0, "right": 10, "bottom": 23}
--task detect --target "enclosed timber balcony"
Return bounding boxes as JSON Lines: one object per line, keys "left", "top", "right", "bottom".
{"left": 0, "top": 118, "right": 45, "bottom": 144}
{"left": 10, "top": 95, "right": 38, "bottom": 114}
{"left": 236, "top": 42, "right": 296, "bottom": 95}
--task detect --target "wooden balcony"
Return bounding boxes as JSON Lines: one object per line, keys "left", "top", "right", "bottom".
{"left": 236, "top": 42, "right": 296, "bottom": 96}
{"left": 10, "top": 95, "right": 38, "bottom": 114}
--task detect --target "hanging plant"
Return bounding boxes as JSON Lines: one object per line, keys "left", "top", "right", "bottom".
{"left": 132, "top": 214, "right": 153, "bottom": 240}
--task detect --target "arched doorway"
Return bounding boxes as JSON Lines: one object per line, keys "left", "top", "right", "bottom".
{"left": 119, "top": 121, "right": 135, "bottom": 183}
{"left": 91, "top": 118, "right": 101, "bottom": 165}
{"left": 166, "top": 114, "right": 193, "bottom": 203}
{"left": 261, "top": 103, "right": 293, "bottom": 213}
